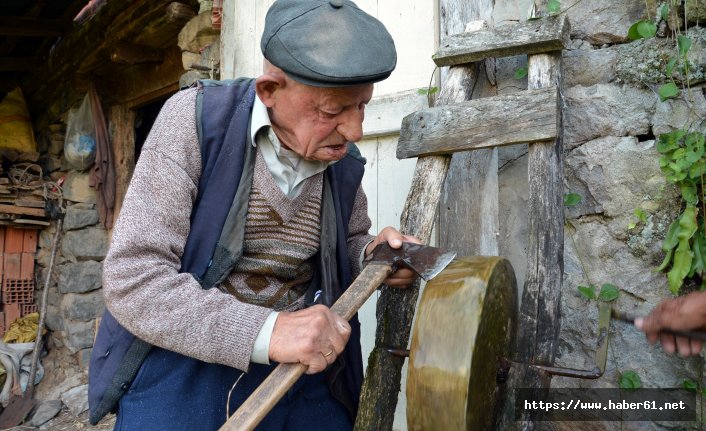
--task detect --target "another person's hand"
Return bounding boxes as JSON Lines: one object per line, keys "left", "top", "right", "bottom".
{"left": 269, "top": 305, "right": 351, "bottom": 374}
{"left": 365, "top": 226, "right": 422, "bottom": 288}
{"left": 635, "top": 291, "right": 706, "bottom": 357}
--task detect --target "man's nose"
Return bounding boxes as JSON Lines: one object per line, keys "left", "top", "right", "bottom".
{"left": 337, "top": 107, "right": 364, "bottom": 143}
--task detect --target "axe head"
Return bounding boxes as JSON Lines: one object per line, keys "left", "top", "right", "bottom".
{"left": 363, "top": 242, "right": 456, "bottom": 281}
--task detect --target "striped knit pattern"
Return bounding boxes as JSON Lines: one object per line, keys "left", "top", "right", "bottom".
{"left": 223, "top": 148, "right": 322, "bottom": 311}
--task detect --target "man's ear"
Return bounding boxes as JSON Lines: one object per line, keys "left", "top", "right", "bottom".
{"left": 255, "top": 73, "right": 286, "bottom": 108}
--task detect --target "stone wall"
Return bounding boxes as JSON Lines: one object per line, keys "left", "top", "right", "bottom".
{"left": 495, "top": 0, "right": 706, "bottom": 428}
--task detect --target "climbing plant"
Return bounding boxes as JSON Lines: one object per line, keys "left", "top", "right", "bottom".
{"left": 627, "top": 2, "right": 706, "bottom": 294}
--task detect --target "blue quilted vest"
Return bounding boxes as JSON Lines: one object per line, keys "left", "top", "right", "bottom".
{"left": 88, "top": 78, "right": 366, "bottom": 425}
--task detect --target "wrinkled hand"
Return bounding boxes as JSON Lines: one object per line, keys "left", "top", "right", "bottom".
{"left": 635, "top": 291, "right": 706, "bottom": 357}
{"left": 365, "top": 226, "right": 422, "bottom": 288}
{"left": 269, "top": 305, "right": 351, "bottom": 374}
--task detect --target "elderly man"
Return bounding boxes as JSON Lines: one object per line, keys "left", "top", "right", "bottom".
{"left": 88, "top": 0, "right": 417, "bottom": 429}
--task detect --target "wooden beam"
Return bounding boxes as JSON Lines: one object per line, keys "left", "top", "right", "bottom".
{"left": 497, "top": 4, "right": 566, "bottom": 431}
{"left": 433, "top": 14, "right": 569, "bottom": 67}
{"left": 26, "top": 0, "right": 178, "bottom": 128}
{"left": 0, "top": 17, "right": 71, "bottom": 37}
{"left": 0, "top": 58, "right": 44, "bottom": 71}
{"left": 354, "top": 5, "right": 483, "bottom": 430}
{"left": 108, "top": 104, "right": 136, "bottom": 232}
{"left": 397, "top": 87, "right": 558, "bottom": 158}
{"left": 98, "top": 45, "right": 182, "bottom": 106}
{"left": 0, "top": 204, "right": 46, "bottom": 218}
{"left": 110, "top": 41, "right": 164, "bottom": 65}
{"left": 166, "top": 2, "right": 197, "bottom": 25}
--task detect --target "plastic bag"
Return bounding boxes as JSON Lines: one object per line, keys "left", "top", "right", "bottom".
{"left": 64, "top": 93, "right": 97, "bottom": 170}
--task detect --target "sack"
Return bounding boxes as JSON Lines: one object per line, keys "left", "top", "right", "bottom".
{"left": 64, "top": 93, "right": 97, "bottom": 170}
{"left": 0, "top": 88, "right": 36, "bottom": 153}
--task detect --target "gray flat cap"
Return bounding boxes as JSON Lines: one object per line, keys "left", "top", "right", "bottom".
{"left": 261, "top": 0, "right": 397, "bottom": 87}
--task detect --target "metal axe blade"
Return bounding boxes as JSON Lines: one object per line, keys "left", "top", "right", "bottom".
{"left": 363, "top": 242, "right": 457, "bottom": 281}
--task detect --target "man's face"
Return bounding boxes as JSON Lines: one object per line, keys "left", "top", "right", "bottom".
{"left": 266, "top": 79, "right": 374, "bottom": 162}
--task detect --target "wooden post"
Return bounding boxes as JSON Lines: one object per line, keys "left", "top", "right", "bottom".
{"left": 438, "top": 0, "right": 497, "bottom": 259}
{"left": 497, "top": 2, "right": 565, "bottom": 429}
{"left": 354, "top": 2, "right": 489, "bottom": 429}
{"left": 108, "top": 105, "right": 136, "bottom": 231}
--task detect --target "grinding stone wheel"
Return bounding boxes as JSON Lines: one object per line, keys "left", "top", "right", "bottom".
{"left": 406, "top": 256, "right": 518, "bottom": 431}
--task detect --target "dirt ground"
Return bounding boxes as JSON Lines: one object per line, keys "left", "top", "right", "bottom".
{"left": 3, "top": 337, "right": 117, "bottom": 430}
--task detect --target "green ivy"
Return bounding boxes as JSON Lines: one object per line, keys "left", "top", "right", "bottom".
{"left": 656, "top": 131, "right": 706, "bottom": 294}
{"left": 564, "top": 193, "right": 582, "bottom": 207}
{"left": 626, "top": 10, "right": 702, "bottom": 295}
{"left": 619, "top": 370, "right": 642, "bottom": 390}
{"left": 577, "top": 284, "right": 620, "bottom": 302}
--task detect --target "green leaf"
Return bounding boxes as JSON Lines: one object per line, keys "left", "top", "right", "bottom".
{"left": 619, "top": 371, "right": 642, "bottom": 390}
{"left": 514, "top": 67, "right": 528, "bottom": 80}
{"left": 659, "top": 82, "right": 680, "bottom": 101}
{"left": 577, "top": 285, "right": 596, "bottom": 300}
{"left": 681, "top": 183, "right": 698, "bottom": 205}
{"left": 429, "top": 87, "right": 439, "bottom": 95}
{"left": 662, "top": 219, "right": 680, "bottom": 252}
{"left": 634, "top": 208, "right": 647, "bottom": 223}
{"left": 689, "top": 160, "right": 706, "bottom": 179}
{"left": 598, "top": 284, "right": 620, "bottom": 301}
{"left": 660, "top": 4, "right": 670, "bottom": 21}
{"left": 564, "top": 193, "right": 582, "bottom": 207}
{"left": 668, "top": 207, "right": 699, "bottom": 294}
{"left": 691, "top": 233, "right": 705, "bottom": 277}
{"left": 628, "top": 22, "right": 642, "bottom": 40}
{"left": 678, "top": 35, "right": 692, "bottom": 57}
{"left": 637, "top": 20, "right": 657, "bottom": 39}
{"left": 547, "top": 0, "right": 561, "bottom": 14}
{"left": 683, "top": 379, "right": 698, "bottom": 392}
{"left": 666, "top": 58, "right": 677, "bottom": 76}
{"left": 657, "top": 247, "right": 674, "bottom": 271}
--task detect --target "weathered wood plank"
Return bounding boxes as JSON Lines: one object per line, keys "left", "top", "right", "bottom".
{"left": 108, "top": 105, "right": 135, "bottom": 231}
{"left": 497, "top": 4, "right": 565, "bottom": 430}
{"left": 110, "top": 41, "right": 164, "bottom": 65}
{"left": 433, "top": 14, "right": 569, "bottom": 67}
{"left": 355, "top": 15, "right": 479, "bottom": 431}
{"left": 0, "top": 204, "right": 46, "bottom": 218}
{"left": 397, "top": 86, "right": 557, "bottom": 159}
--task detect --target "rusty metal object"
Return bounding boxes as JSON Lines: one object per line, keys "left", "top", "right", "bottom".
{"left": 406, "top": 256, "right": 518, "bottom": 431}
{"left": 532, "top": 303, "right": 610, "bottom": 379}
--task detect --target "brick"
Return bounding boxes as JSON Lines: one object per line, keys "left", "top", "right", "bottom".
{"left": 3, "top": 253, "right": 21, "bottom": 278}
{"left": 2, "top": 278, "right": 34, "bottom": 304}
{"left": 22, "top": 229, "right": 37, "bottom": 253}
{"left": 0, "top": 227, "right": 5, "bottom": 254}
{"left": 20, "top": 303, "right": 37, "bottom": 316}
{"left": 4, "top": 303, "right": 20, "bottom": 328}
{"left": 20, "top": 252, "right": 34, "bottom": 279}
{"left": 4, "top": 228, "right": 24, "bottom": 253}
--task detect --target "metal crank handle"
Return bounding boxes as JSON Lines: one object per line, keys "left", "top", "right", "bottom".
{"left": 219, "top": 263, "right": 393, "bottom": 431}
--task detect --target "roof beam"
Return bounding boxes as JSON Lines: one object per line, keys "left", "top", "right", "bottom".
{"left": 0, "top": 17, "right": 71, "bottom": 37}
{"left": 0, "top": 57, "right": 44, "bottom": 71}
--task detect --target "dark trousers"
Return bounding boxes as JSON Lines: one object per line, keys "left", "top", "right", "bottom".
{"left": 114, "top": 347, "right": 352, "bottom": 431}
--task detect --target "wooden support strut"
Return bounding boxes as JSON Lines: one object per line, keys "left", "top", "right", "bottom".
{"left": 354, "top": 16, "right": 481, "bottom": 431}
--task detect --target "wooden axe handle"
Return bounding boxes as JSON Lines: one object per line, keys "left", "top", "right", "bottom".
{"left": 220, "top": 263, "right": 393, "bottom": 431}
